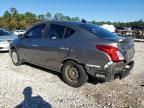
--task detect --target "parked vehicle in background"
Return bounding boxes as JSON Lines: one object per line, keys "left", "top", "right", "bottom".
{"left": 0, "top": 29, "right": 16, "bottom": 51}
{"left": 13, "top": 30, "right": 25, "bottom": 36}
{"left": 9, "top": 21, "right": 135, "bottom": 87}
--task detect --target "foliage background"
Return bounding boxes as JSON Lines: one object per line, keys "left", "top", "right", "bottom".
{"left": 0, "top": 8, "right": 144, "bottom": 30}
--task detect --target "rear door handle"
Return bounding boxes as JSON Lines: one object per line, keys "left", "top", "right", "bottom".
{"left": 32, "top": 44, "right": 39, "bottom": 47}
{"left": 60, "top": 47, "right": 65, "bottom": 50}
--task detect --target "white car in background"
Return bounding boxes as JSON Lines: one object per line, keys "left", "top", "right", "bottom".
{"left": 0, "top": 29, "right": 16, "bottom": 51}
{"left": 100, "top": 24, "right": 116, "bottom": 33}
{"left": 13, "top": 30, "right": 25, "bottom": 36}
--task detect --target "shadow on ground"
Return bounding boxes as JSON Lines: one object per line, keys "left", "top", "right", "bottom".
{"left": 15, "top": 87, "right": 52, "bottom": 108}
{"left": 25, "top": 62, "right": 62, "bottom": 80}
{"left": 88, "top": 75, "right": 105, "bottom": 85}
{"left": 24, "top": 62, "right": 105, "bottom": 86}
{"left": 0, "top": 51, "right": 9, "bottom": 53}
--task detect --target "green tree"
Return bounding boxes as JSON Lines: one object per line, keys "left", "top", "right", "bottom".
{"left": 64, "top": 16, "right": 72, "bottom": 21}
{"left": 3, "top": 10, "right": 11, "bottom": 18}
{"left": 38, "top": 14, "right": 46, "bottom": 21}
{"left": 54, "top": 13, "right": 65, "bottom": 21}
{"left": 71, "top": 17, "right": 80, "bottom": 21}
{"left": 1, "top": 8, "right": 144, "bottom": 30}
{"left": 0, "top": 17, "right": 6, "bottom": 28}
{"left": 46, "top": 12, "right": 52, "bottom": 21}
{"left": 3, "top": 10, "right": 11, "bottom": 29}
{"left": 25, "top": 12, "right": 37, "bottom": 24}
{"left": 10, "top": 8, "right": 17, "bottom": 15}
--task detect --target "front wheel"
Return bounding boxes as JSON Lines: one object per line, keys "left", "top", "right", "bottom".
{"left": 62, "top": 61, "right": 88, "bottom": 87}
{"left": 11, "top": 49, "right": 23, "bottom": 66}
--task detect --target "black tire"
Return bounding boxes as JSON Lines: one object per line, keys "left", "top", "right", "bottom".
{"left": 62, "top": 61, "right": 88, "bottom": 87}
{"left": 11, "top": 49, "right": 23, "bottom": 66}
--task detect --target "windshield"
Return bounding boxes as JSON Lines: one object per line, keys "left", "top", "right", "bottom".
{"left": 79, "top": 23, "right": 118, "bottom": 37}
{"left": 0, "top": 30, "right": 11, "bottom": 36}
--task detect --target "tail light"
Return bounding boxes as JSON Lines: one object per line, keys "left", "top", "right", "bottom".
{"left": 96, "top": 45, "right": 125, "bottom": 62}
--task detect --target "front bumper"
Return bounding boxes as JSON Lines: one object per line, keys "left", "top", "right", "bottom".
{"left": 86, "top": 61, "right": 134, "bottom": 81}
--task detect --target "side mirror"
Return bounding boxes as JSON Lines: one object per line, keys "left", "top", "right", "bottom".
{"left": 18, "top": 34, "right": 24, "bottom": 39}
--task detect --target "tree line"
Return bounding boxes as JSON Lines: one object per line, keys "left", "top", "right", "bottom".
{"left": 0, "top": 8, "right": 144, "bottom": 30}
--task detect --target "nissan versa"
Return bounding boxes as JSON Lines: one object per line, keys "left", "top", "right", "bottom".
{"left": 9, "top": 21, "right": 135, "bottom": 87}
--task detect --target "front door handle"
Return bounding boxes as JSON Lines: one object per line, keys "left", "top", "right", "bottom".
{"left": 60, "top": 47, "right": 69, "bottom": 50}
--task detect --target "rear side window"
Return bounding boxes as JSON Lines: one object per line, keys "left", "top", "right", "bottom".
{"left": 80, "top": 24, "right": 118, "bottom": 37}
{"left": 25, "top": 24, "right": 46, "bottom": 38}
{"left": 64, "top": 27, "right": 75, "bottom": 38}
{"left": 47, "top": 24, "right": 75, "bottom": 39}
{"left": 47, "top": 24, "right": 65, "bottom": 39}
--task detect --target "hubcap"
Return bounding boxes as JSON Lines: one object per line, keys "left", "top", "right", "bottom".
{"left": 12, "top": 52, "right": 18, "bottom": 64}
{"left": 67, "top": 65, "right": 80, "bottom": 81}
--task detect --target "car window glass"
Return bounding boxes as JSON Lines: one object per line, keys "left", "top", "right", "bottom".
{"left": 0, "top": 30, "right": 10, "bottom": 36}
{"left": 80, "top": 24, "right": 118, "bottom": 37}
{"left": 64, "top": 27, "right": 75, "bottom": 38}
{"left": 26, "top": 24, "right": 46, "bottom": 38}
{"left": 47, "top": 24, "right": 65, "bottom": 39}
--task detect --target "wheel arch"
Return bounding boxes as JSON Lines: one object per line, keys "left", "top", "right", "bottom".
{"left": 10, "top": 46, "right": 16, "bottom": 50}
{"left": 9, "top": 46, "right": 17, "bottom": 56}
{"left": 61, "top": 58, "right": 87, "bottom": 74}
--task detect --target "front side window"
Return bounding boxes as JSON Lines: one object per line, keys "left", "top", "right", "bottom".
{"left": 25, "top": 24, "right": 46, "bottom": 38}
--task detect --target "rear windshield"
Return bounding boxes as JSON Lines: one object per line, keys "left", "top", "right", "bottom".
{"left": 79, "top": 23, "right": 118, "bottom": 37}
{"left": 0, "top": 30, "right": 10, "bottom": 36}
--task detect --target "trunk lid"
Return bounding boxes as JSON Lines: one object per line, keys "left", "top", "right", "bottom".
{"left": 103, "top": 36, "right": 135, "bottom": 62}
{"left": 118, "top": 37, "right": 135, "bottom": 62}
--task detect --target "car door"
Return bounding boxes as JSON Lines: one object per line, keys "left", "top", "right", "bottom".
{"left": 41, "top": 23, "right": 76, "bottom": 70}
{"left": 19, "top": 23, "right": 47, "bottom": 64}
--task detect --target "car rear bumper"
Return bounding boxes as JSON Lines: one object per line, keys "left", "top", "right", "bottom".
{"left": 114, "top": 61, "right": 134, "bottom": 79}
{"left": 86, "top": 60, "right": 134, "bottom": 81}
{"left": 0, "top": 42, "right": 10, "bottom": 51}
{"left": 0, "top": 46, "right": 9, "bottom": 51}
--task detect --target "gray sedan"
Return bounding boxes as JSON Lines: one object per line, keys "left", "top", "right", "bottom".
{"left": 9, "top": 21, "right": 135, "bottom": 87}
{"left": 0, "top": 29, "right": 16, "bottom": 51}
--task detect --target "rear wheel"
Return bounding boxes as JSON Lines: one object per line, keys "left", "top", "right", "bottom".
{"left": 11, "top": 49, "right": 23, "bottom": 66}
{"left": 62, "top": 61, "right": 88, "bottom": 87}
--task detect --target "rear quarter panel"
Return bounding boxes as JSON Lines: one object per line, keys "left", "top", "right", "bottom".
{"left": 68, "top": 29, "right": 114, "bottom": 68}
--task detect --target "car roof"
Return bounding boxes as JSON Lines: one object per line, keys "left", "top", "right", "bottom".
{"left": 36, "top": 21, "right": 86, "bottom": 27}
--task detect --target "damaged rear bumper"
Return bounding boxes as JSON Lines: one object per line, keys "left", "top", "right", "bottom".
{"left": 86, "top": 61, "right": 134, "bottom": 81}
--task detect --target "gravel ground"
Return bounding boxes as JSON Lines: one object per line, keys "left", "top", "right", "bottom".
{"left": 0, "top": 42, "right": 144, "bottom": 108}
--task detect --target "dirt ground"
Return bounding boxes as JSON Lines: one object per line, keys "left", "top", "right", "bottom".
{"left": 0, "top": 42, "right": 144, "bottom": 108}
